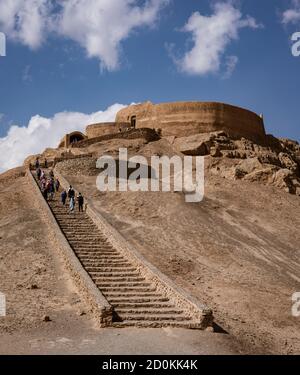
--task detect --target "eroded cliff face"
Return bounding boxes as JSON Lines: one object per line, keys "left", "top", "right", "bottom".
{"left": 173, "top": 132, "right": 300, "bottom": 195}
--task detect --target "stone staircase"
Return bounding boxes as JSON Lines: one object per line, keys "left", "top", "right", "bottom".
{"left": 34, "top": 174, "right": 202, "bottom": 328}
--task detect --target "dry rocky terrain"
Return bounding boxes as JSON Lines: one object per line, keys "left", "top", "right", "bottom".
{"left": 57, "top": 132, "right": 300, "bottom": 354}
{"left": 0, "top": 130, "right": 299, "bottom": 354}
{"left": 0, "top": 165, "right": 241, "bottom": 354}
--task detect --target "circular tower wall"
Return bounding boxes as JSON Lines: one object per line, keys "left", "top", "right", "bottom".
{"left": 115, "top": 101, "right": 266, "bottom": 143}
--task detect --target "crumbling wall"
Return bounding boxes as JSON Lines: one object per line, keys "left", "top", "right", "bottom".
{"left": 86, "top": 122, "right": 130, "bottom": 139}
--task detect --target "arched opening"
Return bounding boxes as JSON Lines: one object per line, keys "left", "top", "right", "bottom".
{"left": 130, "top": 116, "right": 136, "bottom": 128}
{"left": 69, "top": 132, "right": 85, "bottom": 144}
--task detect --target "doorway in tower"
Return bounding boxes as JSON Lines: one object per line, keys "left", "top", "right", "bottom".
{"left": 130, "top": 116, "right": 136, "bottom": 128}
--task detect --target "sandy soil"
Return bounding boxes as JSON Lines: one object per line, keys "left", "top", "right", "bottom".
{"left": 0, "top": 326, "right": 241, "bottom": 355}
{"left": 59, "top": 146, "right": 300, "bottom": 355}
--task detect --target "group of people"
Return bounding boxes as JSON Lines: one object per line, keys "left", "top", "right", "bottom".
{"left": 36, "top": 166, "right": 60, "bottom": 201}
{"left": 35, "top": 157, "right": 85, "bottom": 214}
{"left": 61, "top": 186, "right": 85, "bottom": 213}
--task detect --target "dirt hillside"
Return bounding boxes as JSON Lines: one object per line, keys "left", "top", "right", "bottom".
{"left": 56, "top": 133, "right": 300, "bottom": 354}
{"left": 0, "top": 131, "right": 299, "bottom": 354}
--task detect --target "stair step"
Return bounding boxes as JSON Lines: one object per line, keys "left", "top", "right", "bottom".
{"left": 55, "top": 216, "right": 88, "bottom": 219}
{"left": 65, "top": 233, "right": 101, "bottom": 236}
{"left": 95, "top": 282, "right": 152, "bottom": 288}
{"left": 93, "top": 274, "right": 141, "bottom": 279}
{"left": 80, "top": 256, "right": 125, "bottom": 261}
{"left": 115, "top": 314, "right": 191, "bottom": 322}
{"left": 60, "top": 228, "right": 100, "bottom": 232}
{"left": 108, "top": 297, "right": 169, "bottom": 304}
{"left": 69, "top": 242, "right": 105, "bottom": 246}
{"left": 76, "top": 248, "right": 119, "bottom": 252}
{"left": 69, "top": 238, "right": 105, "bottom": 242}
{"left": 83, "top": 263, "right": 130, "bottom": 269}
{"left": 86, "top": 263, "right": 132, "bottom": 270}
{"left": 76, "top": 253, "right": 121, "bottom": 258}
{"left": 64, "top": 235, "right": 103, "bottom": 239}
{"left": 89, "top": 267, "right": 136, "bottom": 272}
{"left": 113, "top": 302, "right": 174, "bottom": 309}
{"left": 59, "top": 225, "right": 97, "bottom": 229}
{"left": 104, "top": 290, "right": 163, "bottom": 296}
{"left": 75, "top": 249, "right": 117, "bottom": 252}
{"left": 100, "top": 286, "right": 157, "bottom": 292}
{"left": 74, "top": 248, "right": 116, "bottom": 252}
{"left": 72, "top": 244, "right": 106, "bottom": 248}
{"left": 63, "top": 233, "right": 105, "bottom": 238}
{"left": 77, "top": 258, "right": 123, "bottom": 263}
{"left": 64, "top": 234, "right": 104, "bottom": 238}
{"left": 115, "top": 308, "right": 183, "bottom": 315}
{"left": 83, "top": 257, "right": 126, "bottom": 261}
{"left": 112, "top": 321, "right": 200, "bottom": 328}
{"left": 92, "top": 277, "right": 145, "bottom": 283}
{"left": 79, "top": 257, "right": 126, "bottom": 272}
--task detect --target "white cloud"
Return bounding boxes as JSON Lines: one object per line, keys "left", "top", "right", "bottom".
{"left": 282, "top": 0, "right": 300, "bottom": 24}
{"left": 172, "top": 2, "right": 262, "bottom": 76}
{"left": 0, "top": 103, "right": 126, "bottom": 173}
{"left": 0, "top": 0, "right": 169, "bottom": 70}
{"left": 0, "top": 0, "right": 52, "bottom": 49}
{"left": 223, "top": 55, "right": 238, "bottom": 79}
{"left": 56, "top": 0, "right": 169, "bottom": 71}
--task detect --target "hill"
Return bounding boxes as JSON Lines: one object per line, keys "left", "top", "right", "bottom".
{"left": 0, "top": 130, "right": 299, "bottom": 354}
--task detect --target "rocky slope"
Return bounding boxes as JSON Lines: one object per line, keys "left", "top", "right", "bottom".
{"left": 172, "top": 131, "right": 300, "bottom": 195}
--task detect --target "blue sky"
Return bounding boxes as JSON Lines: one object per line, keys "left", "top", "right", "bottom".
{"left": 0, "top": 0, "right": 300, "bottom": 171}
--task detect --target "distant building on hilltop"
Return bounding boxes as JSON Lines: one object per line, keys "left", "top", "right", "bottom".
{"left": 58, "top": 101, "right": 266, "bottom": 148}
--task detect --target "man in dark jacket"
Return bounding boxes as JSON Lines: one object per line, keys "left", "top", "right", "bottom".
{"left": 67, "top": 186, "right": 75, "bottom": 201}
{"left": 55, "top": 178, "right": 60, "bottom": 192}
{"left": 61, "top": 190, "right": 67, "bottom": 206}
{"left": 77, "top": 193, "right": 84, "bottom": 212}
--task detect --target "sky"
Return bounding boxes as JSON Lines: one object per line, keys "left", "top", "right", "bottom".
{"left": 0, "top": 0, "right": 300, "bottom": 172}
